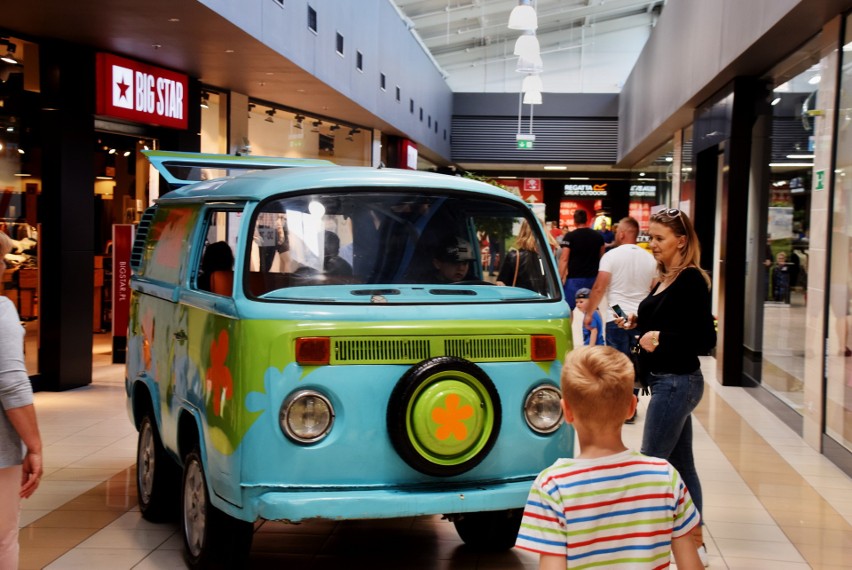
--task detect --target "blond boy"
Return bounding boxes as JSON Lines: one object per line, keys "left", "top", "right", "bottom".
{"left": 515, "top": 346, "right": 703, "bottom": 569}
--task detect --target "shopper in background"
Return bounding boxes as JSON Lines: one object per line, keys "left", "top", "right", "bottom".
{"left": 583, "top": 216, "right": 657, "bottom": 423}
{"left": 617, "top": 208, "right": 716, "bottom": 566}
{"left": 0, "top": 295, "right": 43, "bottom": 568}
{"left": 495, "top": 220, "right": 547, "bottom": 294}
{"left": 558, "top": 209, "right": 605, "bottom": 310}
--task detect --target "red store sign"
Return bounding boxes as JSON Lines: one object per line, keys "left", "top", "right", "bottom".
{"left": 96, "top": 53, "right": 188, "bottom": 129}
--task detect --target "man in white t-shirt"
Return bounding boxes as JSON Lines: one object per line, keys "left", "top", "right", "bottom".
{"left": 583, "top": 217, "right": 656, "bottom": 421}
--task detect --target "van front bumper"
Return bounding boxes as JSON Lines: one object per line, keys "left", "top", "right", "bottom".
{"left": 245, "top": 478, "right": 535, "bottom": 523}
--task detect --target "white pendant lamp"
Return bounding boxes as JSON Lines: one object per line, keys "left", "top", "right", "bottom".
{"left": 508, "top": 0, "right": 538, "bottom": 31}
{"left": 523, "top": 90, "right": 542, "bottom": 105}
{"left": 516, "top": 54, "right": 543, "bottom": 74}
{"left": 514, "top": 30, "right": 541, "bottom": 60}
{"left": 522, "top": 74, "right": 543, "bottom": 93}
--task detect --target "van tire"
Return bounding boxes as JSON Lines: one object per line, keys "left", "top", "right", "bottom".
{"left": 452, "top": 509, "right": 523, "bottom": 551}
{"left": 181, "top": 449, "right": 253, "bottom": 569}
{"left": 136, "top": 414, "right": 180, "bottom": 522}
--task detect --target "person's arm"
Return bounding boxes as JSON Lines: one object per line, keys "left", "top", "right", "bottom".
{"left": 539, "top": 554, "right": 565, "bottom": 570}
{"left": 589, "top": 326, "right": 598, "bottom": 346}
{"left": 6, "top": 404, "right": 42, "bottom": 498}
{"left": 558, "top": 247, "right": 569, "bottom": 284}
{"left": 671, "top": 533, "right": 702, "bottom": 570}
{"left": 584, "top": 271, "right": 611, "bottom": 329}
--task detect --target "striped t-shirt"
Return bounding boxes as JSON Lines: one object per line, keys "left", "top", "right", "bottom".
{"left": 515, "top": 449, "right": 699, "bottom": 569}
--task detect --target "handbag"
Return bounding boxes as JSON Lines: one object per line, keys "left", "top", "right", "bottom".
{"left": 630, "top": 339, "right": 650, "bottom": 395}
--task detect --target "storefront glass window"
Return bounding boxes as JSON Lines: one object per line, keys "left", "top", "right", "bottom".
{"left": 825, "top": 20, "right": 852, "bottom": 456}
{"left": 760, "top": 60, "right": 819, "bottom": 417}
{"left": 0, "top": 36, "right": 40, "bottom": 374}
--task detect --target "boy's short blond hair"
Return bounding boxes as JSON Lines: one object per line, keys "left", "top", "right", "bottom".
{"left": 561, "top": 346, "right": 634, "bottom": 429}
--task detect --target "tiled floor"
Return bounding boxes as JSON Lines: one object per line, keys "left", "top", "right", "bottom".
{"left": 16, "top": 348, "right": 852, "bottom": 569}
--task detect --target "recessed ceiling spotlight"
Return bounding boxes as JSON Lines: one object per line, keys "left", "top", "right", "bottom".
{"left": 168, "top": 18, "right": 180, "bottom": 22}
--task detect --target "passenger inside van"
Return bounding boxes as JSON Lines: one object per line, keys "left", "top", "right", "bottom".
{"left": 198, "top": 241, "right": 234, "bottom": 295}
{"left": 323, "top": 231, "right": 353, "bottom": 277}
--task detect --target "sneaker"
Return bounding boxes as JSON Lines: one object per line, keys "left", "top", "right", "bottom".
{"left": 697, "top": 543, "right": 709, "bottom": 567}
{"left": 625, "top": 411, "right": 637, "bottom": 424}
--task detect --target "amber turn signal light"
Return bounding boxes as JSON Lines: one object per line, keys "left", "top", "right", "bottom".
{"left": 530, "top": 335, "right": 557, "bottom": 361}
{"left": 295, "top": 337, "right": 330, "bottom": 365}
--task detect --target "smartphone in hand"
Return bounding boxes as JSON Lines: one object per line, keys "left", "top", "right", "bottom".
{"left": 611, "top": 304, "right": 627, "bottom": 319}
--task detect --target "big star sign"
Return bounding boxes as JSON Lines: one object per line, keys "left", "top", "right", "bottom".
{"left": 97, "top": 53, "right": 189, "bottom": 129}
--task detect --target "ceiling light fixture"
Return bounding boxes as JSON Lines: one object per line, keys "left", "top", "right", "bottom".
{"left": 200, "top": 91, "right": 210, "bottom": 109}
{"left": 514, "top": 30, "right": 541, "bottom": 60}
{"left": 508, "top": 0, "right": 538, "bottom": 31}
{"left": 265, "top": 109, "right": 276, "bottom": 123}
{"left": 123, "top": 150, "right": 132, "bottom": 157}
{"left": 544, "top": 166, "right": 568, "bottom": 171}
{"left": 0, "top": 40, "right": 18, "bottom": 65}
{"left": 329, "top": 124, "right": 341, "bottom": 131}
{"left": 771, "top": 96, "right": 781, "bottom": 106}
{"left": 248, "top": 103, "right": 256, "bottom": 118}
{"left": 523, "top": 90, "right": 542, "bottom": 105}
{"left": 522, "top": 74, "right": 543, "bottom": 93}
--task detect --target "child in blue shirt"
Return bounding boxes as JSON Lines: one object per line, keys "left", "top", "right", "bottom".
{"left": 576, "top": 288, "right": 605, "bottom": 346}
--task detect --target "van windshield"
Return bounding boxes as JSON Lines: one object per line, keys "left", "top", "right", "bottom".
{"left": 244, "top": 189, "right": 561, "bottom": 303}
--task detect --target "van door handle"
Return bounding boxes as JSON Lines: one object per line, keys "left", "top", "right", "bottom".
{"left": 173, "top": 330, "right": 188, "bottom": 342}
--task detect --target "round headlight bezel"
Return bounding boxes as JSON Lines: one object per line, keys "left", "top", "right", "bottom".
{"left": 523, "top": 384, "right": 563, "bottom": 434}
{"left": 279, "top": 390, "right": 335, "bottom": 444}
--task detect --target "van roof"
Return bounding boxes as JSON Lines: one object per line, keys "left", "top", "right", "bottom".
{"left": 155, "top": 164, "right": 519, "bottom": 204}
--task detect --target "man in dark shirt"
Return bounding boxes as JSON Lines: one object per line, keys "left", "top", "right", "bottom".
{"left": 559, "top": 209, "right": 605, "bottom": 310}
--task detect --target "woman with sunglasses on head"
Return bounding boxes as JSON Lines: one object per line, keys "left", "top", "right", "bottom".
{"left": 617, "top": 208, "right": 716, "bottom": 566}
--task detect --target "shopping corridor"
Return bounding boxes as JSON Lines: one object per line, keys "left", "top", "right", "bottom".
{"left": 16, "top": 346, "right": 852, "bottom": 569}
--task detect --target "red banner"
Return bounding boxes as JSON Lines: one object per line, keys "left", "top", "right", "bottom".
{"left": 112, "top": 225, "right": 134, "bottom": 338}
{"left": 96, "top": 53, "right": 188, "bottom": 129}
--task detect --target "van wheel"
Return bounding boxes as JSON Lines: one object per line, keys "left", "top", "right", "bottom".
{"left": 452, "top": 509, "right": 523, "bottom": 551}
{"left": 181, "top": 450, "right": 253, "bottom": 569}
{"left": 136, "top": 414, "right": 179, "bottom": 522}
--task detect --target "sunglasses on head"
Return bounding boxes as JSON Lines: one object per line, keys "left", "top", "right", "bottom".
{"left": 651, "top": 208, "right": 686, "bottom": 231}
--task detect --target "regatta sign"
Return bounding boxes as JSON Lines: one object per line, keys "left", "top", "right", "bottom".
{"left": 96, "top": 53, "right": 188, "bottom": 129}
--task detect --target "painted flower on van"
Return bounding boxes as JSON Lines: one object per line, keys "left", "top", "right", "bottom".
{"left": 432, "top": 393, "right": 474, "bottom": 441}
{"left": 207, "top": 329, "right": 233, "bottom": 416}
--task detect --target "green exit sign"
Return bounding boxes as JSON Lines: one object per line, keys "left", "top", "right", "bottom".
{"left": 517, "top": 140, "right": 534, "bottom": 149}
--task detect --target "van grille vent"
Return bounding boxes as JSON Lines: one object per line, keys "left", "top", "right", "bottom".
{"left": 330, "top": 335, "right": 531, "bottom": 364}
{"left": 130, "top": 205, "right": 158, "bottom": 272}
{"left": 444, "top": 337, "right": 529, "bottom": 360}
{"left": 333, "top": 338, "right": 431, "bottom": 364}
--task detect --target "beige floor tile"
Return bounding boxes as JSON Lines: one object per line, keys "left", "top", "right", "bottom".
{"left": 28, "top": 509, "right": 124, "bottom": 529}
{"left": 43, "top": 547, "right": 151, "bottom": 569}
{"left": 722, "top": 557, "right": 811, "bottom": 569}
{"left": 713, "top": 537, "right": 807, "bottom": 563}
{"left": 18, "top": 526, "right": 93, "bottom": 549}
{"left": 76, "top": 528, "right": 175, "bottom": 550}
{"left": 705, "top": 521, "right": 790, "bottom": 542}
{"left": 18, "top": 546, "right": 68, "bottom": 570}
{"left": 129, "top": 548, "right": 188, "bottom": 569}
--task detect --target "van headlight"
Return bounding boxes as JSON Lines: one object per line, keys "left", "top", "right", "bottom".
{"left": 280, "top": 390, "right": 335, "bottom": 443}
{"left": 523, "top": 385, "right": 563, "bottom": 433}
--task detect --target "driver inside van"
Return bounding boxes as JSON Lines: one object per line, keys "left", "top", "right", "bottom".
{"left": 431, "top": 236, "right": 475, "bottom": 283}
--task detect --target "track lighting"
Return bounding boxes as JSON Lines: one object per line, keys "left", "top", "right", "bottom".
{"left": 265, "top": 109, "right": 276, "bottom": 123}
{"left": 248, "top": 103, "right": 256, "bottom": 118}
{"left": 0, "top": 40, "right": 18, "bottom": 65}
{"left": 200, "top": 91, "right": 210, "bottom": 109}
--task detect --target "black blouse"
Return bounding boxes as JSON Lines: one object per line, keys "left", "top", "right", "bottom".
{"left": 637, "top": 267, "right": 716, "bottom": 375}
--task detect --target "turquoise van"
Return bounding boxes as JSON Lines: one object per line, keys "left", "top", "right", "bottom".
{"left": 126, "top": 151, "right": 572, "bottom": 567}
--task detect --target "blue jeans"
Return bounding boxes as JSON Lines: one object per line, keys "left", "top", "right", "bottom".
{"left": 605, "top": 321, "right": 632, "bottom": 355}
{"left": 564, "top": 276, "right": 597, "bottom": 310}
{"left": 640, "top": 370, "right": 705, "bottom": 517}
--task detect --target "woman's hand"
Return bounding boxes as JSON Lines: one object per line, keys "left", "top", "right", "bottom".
{"left": 639, "top": 331, "right": 660, "bottom": 352}
{"left": 616, "top": 313, "right": 638, "bottom": 330}
{"left": 20, "top": 449, "right": 43, "bottom": 499}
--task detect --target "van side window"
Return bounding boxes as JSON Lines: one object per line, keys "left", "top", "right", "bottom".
{"left": 195, "top": 209, "right": 242, "bottom": 296}
{"left": 141, "top": 206, "right": 199, "bottom": 285}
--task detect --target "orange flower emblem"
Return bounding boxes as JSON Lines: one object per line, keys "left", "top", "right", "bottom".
{"left": 432, "top": 394, "right": 474, "bottom": 441}
{"left": 207, "top": 330, "right": 233, "bottom": 416}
